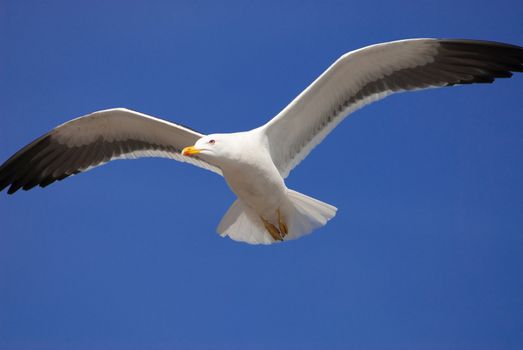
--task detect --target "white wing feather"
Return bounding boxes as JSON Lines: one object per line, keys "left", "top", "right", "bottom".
{"left": 262, "top": 38, "right": 523, "bottom": 178}
{"left": 0, "top": 108, "right": 221, "bottom": 193}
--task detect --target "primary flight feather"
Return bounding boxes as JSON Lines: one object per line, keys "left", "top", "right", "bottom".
{"left": 1, "top": 38, "right": 522, "bottom": 244}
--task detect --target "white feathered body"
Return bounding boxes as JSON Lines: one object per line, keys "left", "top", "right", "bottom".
{"left": 219, "top": 129, "right": 286, "bottom": 218}
{"left": 214, "top": 129, "right": 337, "bottom": 244}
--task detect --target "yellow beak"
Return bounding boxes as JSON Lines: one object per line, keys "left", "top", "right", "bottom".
{"left": 182, "top": 146, "right": 201, "bottom": 156}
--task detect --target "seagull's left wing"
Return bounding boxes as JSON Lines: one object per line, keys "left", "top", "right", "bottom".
{"left": 0, "top": 108, "right": 222, "bottom": 194}
{"left": 263, "top": 39, "right": 523, "bottom": 178}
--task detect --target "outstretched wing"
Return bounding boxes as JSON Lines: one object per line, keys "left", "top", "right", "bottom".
{"left": 0, "top": 108, "right": 222, "bottom": 194}
{"left": 263, "top": 39, "right": 523, "bottom": 178}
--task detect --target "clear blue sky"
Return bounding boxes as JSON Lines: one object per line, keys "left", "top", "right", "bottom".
{"left": 1, "top": 1, "right": 522, "bottom": 349}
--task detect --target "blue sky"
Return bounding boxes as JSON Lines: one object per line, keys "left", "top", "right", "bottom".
{"left": 1, "top": 1, "right": 522, "bottom": 349}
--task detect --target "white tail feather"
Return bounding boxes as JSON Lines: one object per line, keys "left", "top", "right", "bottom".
{"left": 217, "top": 189, "right": 337, "bottom": 245}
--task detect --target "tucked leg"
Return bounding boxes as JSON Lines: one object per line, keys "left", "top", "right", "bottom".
{"left": 261, "top": 216, "right": 283, "bottom": 241}
{"left": 277, "top": 208, "right": 288, "bottom": 237}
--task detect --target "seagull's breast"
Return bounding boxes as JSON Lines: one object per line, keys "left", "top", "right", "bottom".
{"left": 220, "top": 133, "right": 287, "bottom": 217}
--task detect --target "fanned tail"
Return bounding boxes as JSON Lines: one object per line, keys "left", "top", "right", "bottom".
{"left": 216, "top": 199, "right": 273, "bottom": 244}
{"left": 217, "top": 189, "right": 337, "bottom": 245}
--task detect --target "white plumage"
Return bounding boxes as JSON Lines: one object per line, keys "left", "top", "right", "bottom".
{"left": 1, "top": 38, "right": 522, "bottom": 244}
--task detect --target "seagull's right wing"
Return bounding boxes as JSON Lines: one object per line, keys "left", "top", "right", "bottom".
{"left": 263, "top": 39, "right": 523, "bottom": 178}
{"left": 0, "top": 108, "right": 222, "bottom": 194}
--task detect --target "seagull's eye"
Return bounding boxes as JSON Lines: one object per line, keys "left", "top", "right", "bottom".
{"left": 208, "top": 139, "right": 215, "bottom": 145}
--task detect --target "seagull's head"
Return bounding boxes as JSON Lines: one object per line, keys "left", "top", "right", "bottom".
{"left": 182, "top": 134, "right": 233, "bottom": 162}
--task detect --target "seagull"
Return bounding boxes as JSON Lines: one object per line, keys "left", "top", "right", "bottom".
{"left": 1, "top": 38, "right": 522, "bottom": 244}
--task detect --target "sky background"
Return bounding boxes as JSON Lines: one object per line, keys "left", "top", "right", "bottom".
{"left": 1, "top": 1, "right": 522, "bottom": 349}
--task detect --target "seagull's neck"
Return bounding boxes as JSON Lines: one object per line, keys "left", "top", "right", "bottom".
{"left": 214, "top": 129, "right": 272, "bottom": 172}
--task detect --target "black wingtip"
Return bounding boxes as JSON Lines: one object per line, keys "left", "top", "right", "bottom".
{"left": 432, "top": 39, "right": 523, "bottom": 86}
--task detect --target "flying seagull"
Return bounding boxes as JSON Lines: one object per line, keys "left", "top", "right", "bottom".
{"left": 1, "top": 38, "right": 522, "bottom": 244}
